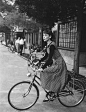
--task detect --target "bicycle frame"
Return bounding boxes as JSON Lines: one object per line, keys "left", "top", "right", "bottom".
{"left": 8, "top": 44, "right": 15, "bottom": 52}
{"left": 27, "top": 61, "right": 85, "bottom": 98}
{"left": 27, "top": 65, "right": 73, "bottom": 98}
{"left": 33, "top": 74, "right": 41, "bottom": 86}
{"left": 8, "top": 62, "right": 85, "bottom": 110}
{"left": 27, "top": 66, "right": 41, "bottom": 86}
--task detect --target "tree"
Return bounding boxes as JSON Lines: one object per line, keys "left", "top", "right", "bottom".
{"left": 15, "top": 0, "right": 86, "bottom": 28}
{"left": 0, "top": 0, "right": 15, "bottom": 12}
{"left": 4, "top": 10, "right": 41, "bottom": 32}
{"left": 0, "top": 0, "right": 16, "bottom": 24}
{"left": 15, "top": 0, "right": 86, "bottom": 74}
{"left": 0, "top": 16, "right": 4, "bottom": 26}
{"left": 74, "top": 0, "right": 85, "bottom": 73}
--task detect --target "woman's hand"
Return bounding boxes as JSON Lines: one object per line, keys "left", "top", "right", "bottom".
{"left": 37, "top": 68, "right": 43, "bottom": 72}
{"left": 34, "top": 61, "right": 39, "bottom": 66}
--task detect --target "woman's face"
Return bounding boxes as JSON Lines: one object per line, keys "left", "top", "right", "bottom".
{"left": 43, "top": 33, "right": 50, "bottom": 42}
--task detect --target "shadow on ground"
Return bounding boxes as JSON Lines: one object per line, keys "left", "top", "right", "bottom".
{"left": 22, "top": 53, "right": 30, "bottom": 60}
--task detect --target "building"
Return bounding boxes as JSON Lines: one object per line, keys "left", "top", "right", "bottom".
{"left": 52, "top": 18, "right": 86, "bottom": 70}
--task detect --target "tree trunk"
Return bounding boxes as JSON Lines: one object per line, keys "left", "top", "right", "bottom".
{"left": 74, "top": 0, "right": 85, "bottom": 74}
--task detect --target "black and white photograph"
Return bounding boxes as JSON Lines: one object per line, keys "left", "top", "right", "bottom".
{"left": 0, "top": 0, "right": 86, "bottom": 112}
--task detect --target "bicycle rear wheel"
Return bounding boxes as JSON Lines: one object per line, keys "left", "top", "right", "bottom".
{"left": 8, "top": 81, "right": 39, "bottom": 110}
{"left": 8, "top": 47, "right": 14, "bottom": 53}
{"left": 58, "top": 78, "right": 85, "bottom": 107}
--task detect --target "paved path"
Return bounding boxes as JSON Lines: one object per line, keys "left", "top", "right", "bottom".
{"left": 0, "top": 43, "right": 86, "bottom": 112}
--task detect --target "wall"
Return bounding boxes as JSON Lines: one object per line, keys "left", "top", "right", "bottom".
{"left": 79, "top": 52, "right": 86, "bottom": 66}
{"left": 79, "top": 14, "right": 86, "bottom": 66}
{"left": 58, "top": 49, "right": 74, "bottom": 70}
{"left": 58, "top": 48, "right": 86, "bottom": 71}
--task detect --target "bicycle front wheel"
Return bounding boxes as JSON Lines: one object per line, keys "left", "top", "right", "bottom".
{"left": 58, "top": 78, "right": 85, "bottom": 107}
{"left": 8, "top": 81, "right": 39, "bottom": 111}
{"left": 8, "top": 47, "right": 14, "bottom": 53}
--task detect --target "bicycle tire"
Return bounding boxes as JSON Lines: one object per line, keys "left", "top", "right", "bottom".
{"left": 8, "top": 47, "right": 14, "bottom": 53}
{"left": 58, "top": 78, "right": 85, "bottom": 107}
{"left": 8, "top": 81, "right": 39, "bottom": 111}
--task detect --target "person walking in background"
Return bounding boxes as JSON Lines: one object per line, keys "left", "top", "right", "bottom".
{"left": 23, "top": 38, "right": 26, "bottom": 54}
{"left": 19, "top": 38, "right": 24, "bottom": 55}
{"left": 15, "top": 37, "right": 20, "bottom": 53}
{"left": 10, "top": 40, "right": 14, "bottom": 46}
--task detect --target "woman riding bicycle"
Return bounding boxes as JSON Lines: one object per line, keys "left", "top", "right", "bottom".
{"left": 31, "top": 28, "right": 67, "bottom": 102}
{"left": 8, "top": 28, "right": 85, "bottom": 110}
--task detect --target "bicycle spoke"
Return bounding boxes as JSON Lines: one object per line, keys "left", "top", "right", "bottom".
{"left": 58, "top": 79, "right": 85, "bottom": 107}
{"left": 8, "top": 81, "right": 39, "bottom": 110}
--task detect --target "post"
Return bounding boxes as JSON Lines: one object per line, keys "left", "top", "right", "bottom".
{"left": 74, "top": 0, "right": 85, "bottom": 74}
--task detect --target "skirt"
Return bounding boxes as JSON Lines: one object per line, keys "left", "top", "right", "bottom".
{"left": 40, "top": 57, "right": 67, "bottom": 93}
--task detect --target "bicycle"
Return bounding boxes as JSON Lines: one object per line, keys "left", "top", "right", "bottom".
{"left": 8, "top": 60, "right": 85, "bottom": 111}
{"left": 8, "top": 44, "right": 16, "bottom": 53}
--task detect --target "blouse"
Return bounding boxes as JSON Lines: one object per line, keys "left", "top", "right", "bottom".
{"left": 39, "top": 45, "right": 55, "bottom": 69}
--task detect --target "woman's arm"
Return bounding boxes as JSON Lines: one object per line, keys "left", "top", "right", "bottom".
{"left": 42, "top": 45, "right": 55, "bottom": 69}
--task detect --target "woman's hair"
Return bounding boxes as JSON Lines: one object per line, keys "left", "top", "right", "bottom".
{"left": 43, "top": 28, "right": 54, "bottom": 41}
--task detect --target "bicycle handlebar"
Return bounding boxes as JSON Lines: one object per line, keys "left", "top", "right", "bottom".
{"left": 28, "top": 60, "right": 44, "bottom": 73}
{"left": 28, "top": 65, "right": 43, "bottom": 75}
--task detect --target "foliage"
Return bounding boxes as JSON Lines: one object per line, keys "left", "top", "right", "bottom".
{"left": 15, "top": 0, "right": 86, "bottom": 27}
{"left": 0, "top": 16, "right": 4, "bottom": 25}
{"left": 0, "top": 9, "right": 41, "bottom": 32}
{"left": 0, "top": 0, "right": 41, "bottom": 32}
{"left": 0, "top": 0, "right": 15, "bottom": 12}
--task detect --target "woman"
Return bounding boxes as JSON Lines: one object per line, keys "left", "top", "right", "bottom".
{"left": 19, "top": 38, "right": 24, "bottom": 55}
{"left": 37, "top": 29, "right": 67, "bottom": 102}
{"left": 15, "top": 37, "right": 20, "bottom": 53}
